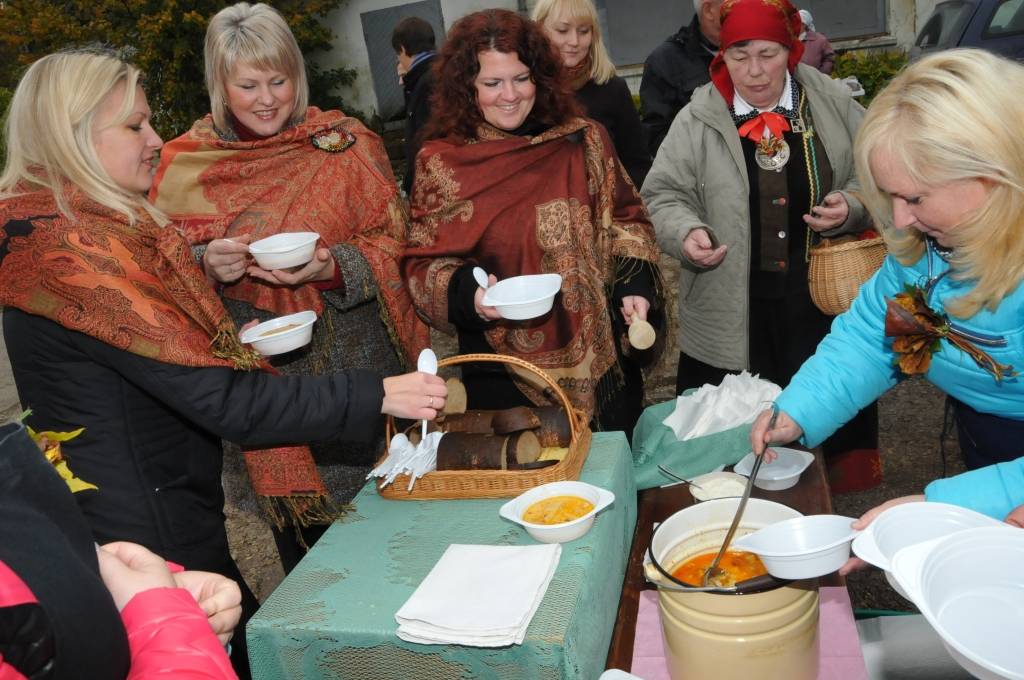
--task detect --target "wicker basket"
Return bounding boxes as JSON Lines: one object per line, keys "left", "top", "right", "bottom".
{"left": 375, "top": 353, "right": 593, "bottom": 500}
{"left": 807, "top": 236, "right": 887, "bottom": 315}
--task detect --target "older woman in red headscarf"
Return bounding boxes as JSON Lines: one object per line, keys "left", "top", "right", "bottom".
{"left": 641, "top": 0, "right": 879, "bottom": 491}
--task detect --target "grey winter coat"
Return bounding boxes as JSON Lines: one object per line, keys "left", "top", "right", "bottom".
{"left": 641, "top": 64, "right": 870, "bottom": 371}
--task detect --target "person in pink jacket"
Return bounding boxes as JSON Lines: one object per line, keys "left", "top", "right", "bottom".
{"left": 0, "top": 422, "right": 240, "bottom": 680}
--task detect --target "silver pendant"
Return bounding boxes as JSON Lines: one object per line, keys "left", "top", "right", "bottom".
{"left": 755, "top": 138, "right": 790, "bottom": 172}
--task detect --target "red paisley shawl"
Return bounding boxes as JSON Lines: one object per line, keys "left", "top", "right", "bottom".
{"left": 0, "top": 187, "right": 332, "bottom": 529}
{"left": 403, "top": 118, "right": 661, "bottom": 417}
{"left": 150, "top": 106, "right": 428, "bottom": 365}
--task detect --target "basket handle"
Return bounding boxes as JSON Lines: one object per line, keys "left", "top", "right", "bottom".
{"left": 386, "top": 352, "right": 583, "bottom": 441}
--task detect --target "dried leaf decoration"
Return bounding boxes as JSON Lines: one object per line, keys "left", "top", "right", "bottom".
{"left": 884, "top": 285, "right": 1016, "bottom": 381}
{"left": 17, "top": 410, "right": 98, "bottom": 493}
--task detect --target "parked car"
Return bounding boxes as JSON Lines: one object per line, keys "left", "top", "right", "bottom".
{"left": 911, "top": 0, "right": 1024, "bottom": 61}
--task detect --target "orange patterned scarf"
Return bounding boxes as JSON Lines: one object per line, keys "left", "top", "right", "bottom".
{"left": 403, "top": 119, "right": 661, "bottom": 417}
{"left": 150, "top": 106, "right": 428, "bottom": 365}
{"left": 0, "top": 186, "right": 334, "bottom": 532}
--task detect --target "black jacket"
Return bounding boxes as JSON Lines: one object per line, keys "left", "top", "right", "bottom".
{"left": 401, "top": 53, "right": 436, "bottom": 194}
{"left": 4, "top": 308, "right": 384, "bottom": 572}
{"left": 639, "top": 16, "right": 716, "bottom": 157}
{"left": 0, "top": 423, "right": 131, "bottom": 680}
{"left": 576, "top": 76, "right": 652, "bottom": 188}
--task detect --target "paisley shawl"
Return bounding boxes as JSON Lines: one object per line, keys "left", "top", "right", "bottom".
{"left": 150, "top": 106, "right": 428, "bottom": 365}
{"left": 0, "top": 186, "right": 333, "bottom": 531}
{"left": 403, "top": 118, "right": 661, "bottom": 417}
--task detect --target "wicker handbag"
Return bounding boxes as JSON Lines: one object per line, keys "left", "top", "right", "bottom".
{"left": 807, "top": 235, "right": 887, "bottom": 315}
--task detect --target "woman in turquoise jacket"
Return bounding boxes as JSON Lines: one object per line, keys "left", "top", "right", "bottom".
{"left": 751, "top": 49, "right": 1024, "bottom": 502}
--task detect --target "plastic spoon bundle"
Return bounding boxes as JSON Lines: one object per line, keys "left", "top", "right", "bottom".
{"left": 368, "top": 349, "right": 443, "bottom": 490}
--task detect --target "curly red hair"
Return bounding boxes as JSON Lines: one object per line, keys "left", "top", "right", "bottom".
{"left": 422, "top": 8, "right": 581, "bottom": 141}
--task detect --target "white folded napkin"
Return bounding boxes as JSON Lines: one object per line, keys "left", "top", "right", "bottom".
{"left": 395, "top": 543, "right": 561, "bottom": 647}
{"left": 663, "top": 371, "right": 781, "bottom": 441}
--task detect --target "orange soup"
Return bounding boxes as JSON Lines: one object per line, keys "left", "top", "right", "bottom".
{"left": 523, "top": 495, "right": 595, "bottom": 525}
{"left": 670, "top": 550, "right": 767, "bottom": 587}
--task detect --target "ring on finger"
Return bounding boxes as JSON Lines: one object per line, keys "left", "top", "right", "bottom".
{"left": 428, "top": 396, "right": 434, "bottom": 408}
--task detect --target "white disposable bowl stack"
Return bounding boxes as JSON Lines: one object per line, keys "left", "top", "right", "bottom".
{"left": 890, "top": 526, "right": 1024, "bottom": 680}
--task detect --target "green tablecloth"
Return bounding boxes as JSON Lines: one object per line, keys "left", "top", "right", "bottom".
{"left": 248, "top": 432, "right": 637, "bottom": 680}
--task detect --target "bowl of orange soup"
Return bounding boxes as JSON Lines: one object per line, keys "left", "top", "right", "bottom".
{"left": 499, "top": 481, "right": 614, "bottom": 544}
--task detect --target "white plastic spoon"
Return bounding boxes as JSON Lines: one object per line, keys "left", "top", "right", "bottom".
{"left": 472, "top": 266, "right": 490, "bottom": 291}
{"left": 416, "top": 348, "right": 438, "bottom": 441}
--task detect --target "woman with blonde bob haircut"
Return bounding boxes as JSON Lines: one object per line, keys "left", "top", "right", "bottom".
{"left": 151, "top": 1, "right": 430, "bottom": 571}
{"left": 532, "top": 0, "right": 651, "bottom": 186}
{"left": 203, "top": 0, "right": 309, "bottom": 134}
{"left": 0, "top": 48, "right": 444, "bottom": 679}
{"left": 752, "top": 49, "right": 1024, "bottom": 475}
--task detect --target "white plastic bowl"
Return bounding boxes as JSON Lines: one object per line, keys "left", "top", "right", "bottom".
{"left": 852, "top": 501, "right": 1003, "bottom": 599}
{"left": 498, "top": 480, "right": 614, "bottom": 544}
{"left": 248, "top": 232, "right": 319, "bottom": 270}
{"left": 731, "top": 514, "right": 859, "bottom": 579}
{"left": 481, "top": 273, "right": 563, "bottom": 320}
{"left": 239, "top": 310, "right": 317, "bottom": 356}
{"left": 890, "top": 526, "right": 1024, "bottom": 680}
{"left": 687, "top": 471, "right": 748, "bottom": 501}
{"left": 733, "top": 447, "right": 814, "bottom": 491}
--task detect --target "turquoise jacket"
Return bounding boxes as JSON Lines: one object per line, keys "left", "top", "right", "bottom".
{"left": 777, "top": 241, "right": 1024, "bottom": 488}
{"left": 924, "top": 457, "right": 1024, "bottom": 520}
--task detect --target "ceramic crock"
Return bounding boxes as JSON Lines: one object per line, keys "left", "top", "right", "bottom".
{"left": 647, "top": 498, "right": 820, "bottom": 680}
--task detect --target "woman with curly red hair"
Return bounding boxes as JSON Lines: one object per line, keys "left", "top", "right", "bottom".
{"left": 403, "top": 9, "right": 663, "bottom": 437}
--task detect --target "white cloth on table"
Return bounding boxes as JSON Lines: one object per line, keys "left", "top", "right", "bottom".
{"left": 662, "top": 371, "right": 781, "bottom": 441}
{"left": 395, "top": 543, "right": 561, "bottom": 647}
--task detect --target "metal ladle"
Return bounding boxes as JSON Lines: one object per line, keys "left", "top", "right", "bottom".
{"left": 701, "top": 405, "right": 776, "bottom": 587}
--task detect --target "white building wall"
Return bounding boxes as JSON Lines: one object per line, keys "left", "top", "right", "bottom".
{"left": 319, "top": 0, "right": 518, "bottom": 118}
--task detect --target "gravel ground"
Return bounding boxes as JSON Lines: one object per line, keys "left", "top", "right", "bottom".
{"left": 225, "top": 256, "right": 965, "bottom": 613}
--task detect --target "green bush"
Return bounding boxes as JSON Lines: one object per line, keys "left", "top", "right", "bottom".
{"left": 833, "top": 49, "right": 909, "bottom": 107}
{"left": 0, "top": 1, "right": 360, "bottom": 144}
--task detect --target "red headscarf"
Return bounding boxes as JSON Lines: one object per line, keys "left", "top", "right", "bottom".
{"left": 710, "top": 0, "right": 805, "bottom": 103}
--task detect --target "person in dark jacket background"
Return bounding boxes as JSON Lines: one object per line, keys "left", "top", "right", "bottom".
{"left": 639, "top": 0, "right": 722, "bottom": 156}
{"left": 532, "top": 0, "right": 652, "bottom": 188}
{"left": 392, "top": 16, "right": 438, "bottom": 195}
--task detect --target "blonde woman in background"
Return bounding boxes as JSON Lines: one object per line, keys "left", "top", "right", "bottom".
{"left": 533, "top": 0, "right": 652, "bottom": 187}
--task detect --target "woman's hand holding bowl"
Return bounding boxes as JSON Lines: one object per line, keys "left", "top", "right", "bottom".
{"left": 802, "top": 191, "right": 850, "bottom": 232}
{"left": 203, "top": 234, "right": 252, "bottom": 283}
{"left": 683, "top": 227, "right": 728, "bottom": 268}
{"left": 474, "top": 273, "right": 501, "bottom": 321}
{"left": 247, "top": 246, "right": 336, "bottom": 286}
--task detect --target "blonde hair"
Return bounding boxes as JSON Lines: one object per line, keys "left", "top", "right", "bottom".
{"left": 531, "top": 0, "right": 617, "bottom": 85}
{"left": 855, "top": 49, "right": 1024, "bottom": 318}
{"left": 205, "top": 2, "right": 309, "bottom": 133}
{"left": 0, "top": 49, "right": 161, "bottom": 224}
